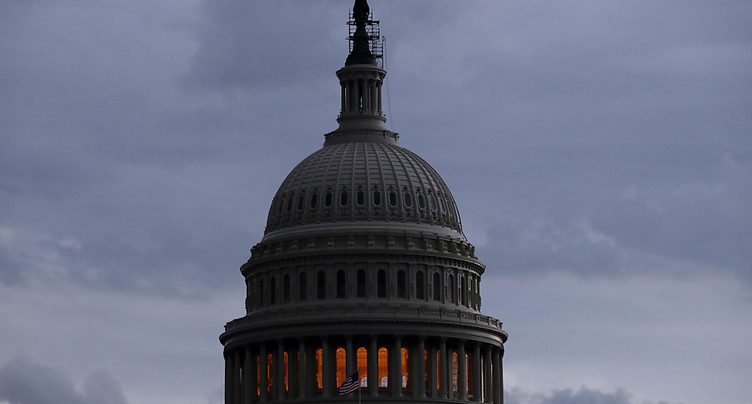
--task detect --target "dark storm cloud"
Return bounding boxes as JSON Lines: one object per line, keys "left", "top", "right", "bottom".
{"left": 0, "top": 356, "right": 129, "bottom": 404}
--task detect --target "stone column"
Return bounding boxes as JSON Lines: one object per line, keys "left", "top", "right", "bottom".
{"left": 484, "top": 345, "right": 493, "bottom": 402}
{"left": 368, "top": 336, "right": 378, "bottom": 397}
{"left": 277, "top": 344, "right": 286, "bottom": 399}
{"left": 439, "top": 339, "right": 447, "bottom": 398}
{"left": 428, "top": 344, "right": 438, "bottom": 398}
{"left": 287, "top": 345, "right": 296, "bottom": 398}
{"left": 298, "top": 339, "right": 307, "bottom": 399}
{"left": 321, "top": 337, "right": 331, "bottom": 398}
{"left": 244, "top": 346, "right": 255, "bottom": 404}
{"left": 346, "top": 335, "right": 355, "bottom": 376}
{"left": 258, "top": 346, "right": 267, "bottom": 402}
{"left": 415, "top": 337, "right": 425, "bottom": 398}
{"left": 391, "top": 335, "right": 402, "bottom": 397}
{"left": 225, "top": 350, "right": 234, "bottom": 404}
{"left": 471, "top": 343, "right": 482, "bottom": 401}
{"left": 458, "top": 343, "right": 467, "bottom": 400}
{"left": 493, "top": 347, "right": 502, "bottom": 404}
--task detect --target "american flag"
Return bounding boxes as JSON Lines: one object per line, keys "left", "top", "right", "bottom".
{"left": 338, "top": 370, "right": 360, "bottom": 395}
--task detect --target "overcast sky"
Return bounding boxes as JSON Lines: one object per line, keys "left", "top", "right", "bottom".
{"left": 1, "top": 1, "right": 750, "bottom": 403}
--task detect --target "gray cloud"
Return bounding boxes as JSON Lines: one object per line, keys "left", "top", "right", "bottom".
{"left": 505, "top": 386, "right": 678, "bottom": 404}
{"left": 0, "top": 356, "right": 129, "bottom": 404}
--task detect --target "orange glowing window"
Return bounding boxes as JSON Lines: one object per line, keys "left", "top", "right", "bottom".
{"left": 401, "top": 347, "right": 409, "bottom": 388}
{"left": 378, "top": 347, "right": 388, "bottom": 388}
{"left": 465, "top": 353, "right": 470, "bottom": 393}
{"left": 315, "top": 348, "right": 323, "bottom": 389}
{"left": 256, "top": 355, "right": 260, "bottom": 395}
{"left": 451, "top": 352, "right": 458, "bottom": 392}
{"left": 336, "top": 348, "right": 347, "bottom": 386}
{"left": 267, "top": 353, "right": 274, "bottom": 393}
{"left": 436, "top": 351, "right": 440, "bottom": 389}
{"left": 357, "top": 347, "right": 368, "bottom": 387}
{"left": 284, "top": 352, "right": 289, "bottom": 392}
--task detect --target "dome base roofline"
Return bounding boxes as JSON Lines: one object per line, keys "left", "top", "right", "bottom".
{"left": 324, "top": 128, "right": 399, "bottom": 146}
{"left": 261, "top": 221, "right": 466, "bottom": 244}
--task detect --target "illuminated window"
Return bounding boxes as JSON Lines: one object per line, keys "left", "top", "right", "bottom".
{"left": 378, "top": 348, "right": 388, "bottom": 388}
{"left": 416, "top": 271, "right": 425, "bottom": 300}
{"left": 256, "top": 355, "right": 261, "bottom": 395}
{"left": 436, "top": 351, "right": 440, "bottom": 390}
{"left": 284, "top": 351, "right": 289, "bottom": 392}
{"left": 267, "top": 353, "right": 274, "bottom": 393}
{"left": 401, "top": 347, "right": 409, "bottom": 388}
{"left": 424, "top": 349, "right": 429, "bottom": 391}
{"left": 315, "top": 349, "right": 323, "bottom": 389}
{"left": 465, "top": 353, "right": 471, "bottom": 394}
{"left": 451, "top": 352, "right": 458, "bottom": 393}
{"left": 336, "top": 348, "right": 347, "bottom": 387}
{"left": 357, "top": 347, "right": 368, "bottom": 387}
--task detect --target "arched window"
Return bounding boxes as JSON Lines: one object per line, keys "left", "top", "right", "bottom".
{"left": 397, "top": 270, "right": 406, "bottom": 298}
{"left": 317, "top": 271, "right": 326, "bottom": 300}
{"left": 336, "top": 270, "right": 346, "bottom": 299}
{"left": 299, "top": 272, "right": 307, "bottom": 301}
{"left": 297, "top": 195, "right": 304, "bottom": 210}
{"left": 340, "top": 190, "right": 349, "bottom": 206}
{"left": 357, "top": 270, "right": 366, "bottom": 298}
{"left": 433, "top": 273, "right": 441, "bottom": 301}
{"left": 373, "top": 190, "right": 382, "bottom": 206}
{"left": 284, "top": 351, "right": 289, "bottom": 392}
{"left": 357, "top": 347, "right": 368, "bottom": 387}
{"left": 283, "top": 274, "right": 290, "bottom": 303}
{"left": 378, "top": 348, "right": 389, "bottom": 388}
{"left": 270, "top": 276, "right": 276, "bottom": 305}
{"left": 389, "top": 190, "right": 397, "bottom": 206}
{"left": 310, "top": 193, "right": 318, "bottom": 209}
{"left": 403, "top": 191, "right": 413, "bottom": 208}
{"left": 429, "top": 194, "right": 437, "bottom": 210}
{"left": 377, "top": 270, "right": 386, "bottom": 298}
{"left": 356, "top": 189, "right": 365, "bottom": 206}
{"left": 416, "top": 271, "right": 425, "bottom": 300}
{"left": 325, "top": 191, "right": 333, "bottom": 207}
{"left": 418, "top": 193, "right": 426, "bottom": 209}
{"left": 336, "top": 348, "right": 347, "bottom": 387}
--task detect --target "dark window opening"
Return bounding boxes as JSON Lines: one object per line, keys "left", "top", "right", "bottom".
{"left": 373, "top": 190, "right": 381, "bottom": 206}
{"left": 259, "top": 279, "right": 265, "bottom": 307}
{"left": 377, "top": 270, "right": 386, "bottom": 298}
{"left": 403, "top": 192, "right": 413, "bottom": 208}
{"left": 460, "top": 277, "right": 465, "bottom": 306}
{"left": 297, "top": 196, "right": 304, "bottom": 210}
{"left": 416, "top": 271, "right": 425, "bottom": 300}
{"left": 310, "top": 193, "right": 318, "bottom": 209}
{"left": 389, "top": 191, "right": 397, "bottom": 206}
{"left": 325, "top": 192, "right": 333, "bottom": 207}
{"left": 429, "top": 195, "right": 437, "bottom": 210}
{"left": 286, "top": 198, "right": 292, "bottom": 212}
{"left": 317, "top": 271, "right": 326, "bottom": 299}
{"left": 418, "top": 193, "right": 426, "bottom": 209}
{"left": 340, "top": 190, "right": 349, "bottom": 206}
{"left": 336, "top": 270, "right": 346, "bottom": 298}
{"left": 356, "top": 190, "right": 365, "bottom": 206}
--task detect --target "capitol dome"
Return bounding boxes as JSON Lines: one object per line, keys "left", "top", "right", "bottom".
{"left": 264, "top": 137, "right": 464, "bottom": 239}
{"left": 221, "top": 2, "right": 506, "bottom": 403}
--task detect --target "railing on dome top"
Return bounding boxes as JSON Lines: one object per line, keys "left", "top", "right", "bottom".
{"left": 347, "top": 9, "right": 384, "bottom": 68}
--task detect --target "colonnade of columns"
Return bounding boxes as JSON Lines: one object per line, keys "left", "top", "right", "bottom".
{"left": 340, "top": 77, "right": 383, "bottom": 115}
{"left": 224, "top": 334, "right": 504, "bottom": 403}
